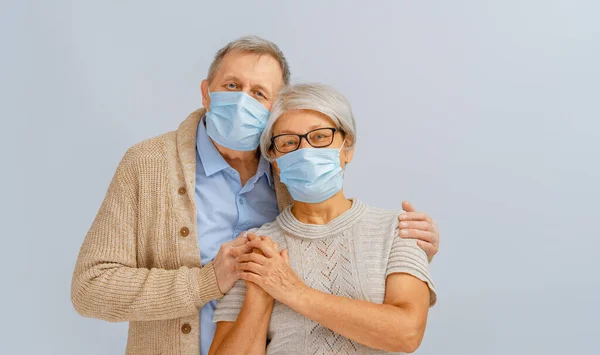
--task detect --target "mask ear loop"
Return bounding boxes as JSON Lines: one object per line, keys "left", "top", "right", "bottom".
{"left": 338, "top": 138, "right": 347, "bottom": 153}
{"left": 339, "top": 138, "right": 349, "bottom": 164}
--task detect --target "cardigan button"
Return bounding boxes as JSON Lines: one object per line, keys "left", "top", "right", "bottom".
{"left": 181, "top": 323, "right": 191, "bottom": 334}
{"left": 178, "top": 187, "right": 187, "bottom": 195}
{"left": 180, "top": 227, "right": 190, "bottom": 237}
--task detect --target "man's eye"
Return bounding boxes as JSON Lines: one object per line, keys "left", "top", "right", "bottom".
{"left": 255, "top": 90, "right": 265, "bottom": 98}
{"left": 226, "top": 83, "right": 237, "bottom": 89}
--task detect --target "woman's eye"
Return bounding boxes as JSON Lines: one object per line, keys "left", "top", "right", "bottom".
{"left": 315, "top": 134, "right": 325, "bottom": 139}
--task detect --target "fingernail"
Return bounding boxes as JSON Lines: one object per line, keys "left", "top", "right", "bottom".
{"left": 399, "top": 214, "right": 407, "bottom": 221}
{"left": 400, "top": 230, "right": 408, "bottom": 236}
{"left": 399, "top": 222, "right": 408, "bottom": 228}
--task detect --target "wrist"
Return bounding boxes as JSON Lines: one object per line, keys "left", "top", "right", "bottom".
{"left": 284, "top": 281, "right": 310, "bottom": 309}
{"left": 246, "top": 282, "right": 274, "bottom": 302}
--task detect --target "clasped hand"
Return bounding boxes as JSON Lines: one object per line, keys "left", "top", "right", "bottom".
{"left": 231, "top": 233, "right": 305, "bottom": 303}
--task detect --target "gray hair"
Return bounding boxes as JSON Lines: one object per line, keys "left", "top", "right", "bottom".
{"left": 207, "top": 35, "right": 291, "bottom": 85}
{"left": 260, "top": 83, "right": 357, "bottom": 160}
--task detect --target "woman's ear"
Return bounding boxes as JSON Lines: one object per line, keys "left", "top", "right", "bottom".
{"left": 342, "top": 147, "right": 355, "bottom": 167}
{"left": 341, "top": 136, "right": 354, "bottom": 166}
{"left": 201, "top": 80, "right": 210, "bottom": 110}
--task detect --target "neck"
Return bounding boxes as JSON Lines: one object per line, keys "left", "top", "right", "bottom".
{"left": 291, "top": 191, "right": 352, "bottom": 225}
{"left": 211, "top": 140, "right": 260, "bottom": 186}
{"left": 215, "top": 143, "right": 259, "bottom": 166}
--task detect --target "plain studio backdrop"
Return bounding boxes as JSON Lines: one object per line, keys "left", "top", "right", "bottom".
{"left": 1, "top": 1, "right": 599, "bottom": 354}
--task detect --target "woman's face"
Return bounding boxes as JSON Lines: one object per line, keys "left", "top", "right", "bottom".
{"left": 270, "top": 109, "right": 354, "bottom": 171}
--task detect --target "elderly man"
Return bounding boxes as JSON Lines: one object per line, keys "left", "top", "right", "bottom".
{"left": 71, "top": 36, "right": 440, "bottom": 355}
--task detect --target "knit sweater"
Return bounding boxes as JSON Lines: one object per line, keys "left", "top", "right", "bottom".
{"left": 213, "top": 199, "right": 437, "bottom": 355}
{"left": 70, "top": 108, "right": 293, "bottom": 355}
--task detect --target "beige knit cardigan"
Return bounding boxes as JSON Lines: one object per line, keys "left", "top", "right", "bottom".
{"left": 71, "top": 108, "right": 293, "bottom": 355}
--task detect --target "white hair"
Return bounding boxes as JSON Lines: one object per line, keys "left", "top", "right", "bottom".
{"left": 207, "top": 35, "right": 291, "bottom": 85}
{"left": 260, "top": 83, "right": 357, "bottom": 160}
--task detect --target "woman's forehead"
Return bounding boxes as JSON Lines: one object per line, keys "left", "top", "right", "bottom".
{"left": 273, "top": 110, "right": 336, "bottom": 134}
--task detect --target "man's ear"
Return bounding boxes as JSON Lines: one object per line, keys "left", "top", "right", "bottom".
{"left": 201, "top": 80, "right": 210, "bottom": 109}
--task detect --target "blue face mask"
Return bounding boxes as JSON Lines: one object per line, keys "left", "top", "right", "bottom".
{"left": 276, "top": 142, "right": 346, "bottom": 203}
{"left": 205, "top": 91, "right": 270, "bottom": 151}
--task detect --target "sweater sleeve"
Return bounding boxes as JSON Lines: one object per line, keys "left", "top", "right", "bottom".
{"left": 70, "top": 150, "right": 223, "bottom": 322}
{"left": 212, "top": 279, "right": 247, "bottom": 323}
{"left": 387, "top": 234, "right": 438, "bottom": 307}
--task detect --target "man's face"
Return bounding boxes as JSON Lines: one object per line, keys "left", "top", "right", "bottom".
{"left": 201, "top": 52, "right": 285, "bottom": 111}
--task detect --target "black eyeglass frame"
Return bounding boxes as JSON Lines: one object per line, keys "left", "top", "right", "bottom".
{"left": 271, "top": 127, "right": 344, "bottom": 153}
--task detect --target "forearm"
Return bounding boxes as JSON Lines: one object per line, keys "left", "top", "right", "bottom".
{"left": 71, "top": 260, "right": 222, "bottom": 322}
{"left": 287, "top": 288, "right": 423, "bottom": 352}
{"left": 211, "top": 287, "right": 273, "bottom": 355}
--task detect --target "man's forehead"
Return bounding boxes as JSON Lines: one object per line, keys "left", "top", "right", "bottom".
{"left": 216, "top": 52, "right": 283, "bottom": 89}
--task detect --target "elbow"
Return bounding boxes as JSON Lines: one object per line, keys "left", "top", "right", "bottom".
{"left": 388, "top": 331, "right": 424, "bottom": 353}
{"left": 388, "top": 322, "right": 426, "bottom": 353}
{"left": 70, "top": 277, "right": 92, "bottom": 318}
{"left": 398, "top": 333, "right": 424, "bottom": 353}
{"left": 71, "top": 275, "right": 123, "bottom": 323}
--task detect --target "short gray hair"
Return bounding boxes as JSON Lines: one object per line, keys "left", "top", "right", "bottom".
{"left": 260, "top": 83, "right": 357, "bottom": 160}
{"left": 207, "top": 35, "right": 291, "bottom": 85}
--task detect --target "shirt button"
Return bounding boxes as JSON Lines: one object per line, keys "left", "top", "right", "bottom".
{"left": 178, "top": 187, "right": 186, "bottom": 195}
{"left": 181, "top": 323, "right": 191, "bottom": 334}
{"left": 180, "top": 227, "right": 190, "bottom": 237}
{"left": 239, "top": 198, "right": 244, "bottom": 205}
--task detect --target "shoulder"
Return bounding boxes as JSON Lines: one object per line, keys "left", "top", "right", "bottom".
{"left": 121, "top": 131, "right": 177, "bottom": 164}
{"left": 352, "top": 201, "right": 402, "bottom": 250}
{"left": 359, "top": 201, "right": 401, "bottom": 228}
{"left": 114, "top": 131, "right": 177, "bottom": 176}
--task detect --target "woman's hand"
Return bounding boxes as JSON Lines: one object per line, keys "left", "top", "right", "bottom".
{"left": 236, "top": 236, "right": 306, "bottom": 304}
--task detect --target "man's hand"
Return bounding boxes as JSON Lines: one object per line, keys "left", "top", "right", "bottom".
{"left": 398, "top": 201, "right": 440, "bottom": 262}
{"left": 240, "top": 234, "right": 275, "bottom": 301}
{"left": 213, "top": 232, "right": 253, "bottom": 294}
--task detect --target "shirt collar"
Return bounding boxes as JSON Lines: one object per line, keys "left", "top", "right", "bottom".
{"left": 196, "top": 117, "right": 274, "bottom": 187}
{"left": 196, "top": 117, "right": 231, "bottom": 176}
{"left": 257, "top": 153, "right": 274, "bottom": 187}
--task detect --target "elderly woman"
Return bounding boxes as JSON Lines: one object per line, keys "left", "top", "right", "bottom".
{"left": 209, "top": 83, "right": 437, "bottom": 355}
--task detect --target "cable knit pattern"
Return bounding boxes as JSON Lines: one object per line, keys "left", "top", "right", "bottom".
{"left": 71, "top": 108, "right": 293, "bottom": 355}
{"left": 214, "top": 199, "right": 436, "bottom": 355}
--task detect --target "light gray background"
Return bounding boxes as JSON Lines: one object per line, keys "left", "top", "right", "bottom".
{"left": 2, "top": 1, "right": 599, "bottom": 354}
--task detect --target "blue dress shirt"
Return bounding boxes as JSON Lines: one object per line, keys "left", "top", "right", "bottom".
{"left": 195, "top": 119, "right": 279, "bottom": 355}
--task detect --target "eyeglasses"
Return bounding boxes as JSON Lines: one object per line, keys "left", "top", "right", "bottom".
{"left": 271, "top": 127, "right": 343, "bottom": 153}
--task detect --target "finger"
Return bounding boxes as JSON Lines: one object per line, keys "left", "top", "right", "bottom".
{"left": 246, "top": 233, "right": 261, "bottom": 242}
{"left": 399, "top": 229, "right": 435, "bottom": 243}
{"left": 398, "top": 212, "right": 432, "bottom": 223}
{"left": 402, "top": 200, "right": 416, "bottom": 213}
{"left": 230, "top": 243, "right": 253, "bottom": 257}
{"left": 237, "top": 261, "right": 264, "bottom": 275}
{"left": 259, "top": 236, "right": 279, "bottom": 250}
{"left": 280, "top": 249, "right": 289, "bottom": 264}
{"left": 231, "top": 232, "right": 248, "bottom": 246}
{"left": 236, "top": 252, "right": 267, "bottom": 265}
{"left": 432, "top": 220, "right": 439, "bottom": 234}
{"left": 247, "top": 240, "right": 278, "bottom": 258}
{"left": 398, "top": 220, "right": 432, "bottom": 232}
{"left": 417, "top": 240, "right": 437, "bottom": 262}
{"left": 239, "top": 271, "right": 261, "bottom": 285}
